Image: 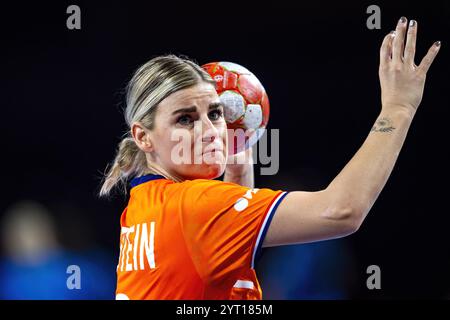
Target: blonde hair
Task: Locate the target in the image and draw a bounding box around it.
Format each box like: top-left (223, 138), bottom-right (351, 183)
top-left (99, 54), bottom-right (216, 197)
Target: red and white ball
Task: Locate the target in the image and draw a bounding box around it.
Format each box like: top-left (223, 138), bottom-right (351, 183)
top-left (202, 61), bottom-right (270, 155)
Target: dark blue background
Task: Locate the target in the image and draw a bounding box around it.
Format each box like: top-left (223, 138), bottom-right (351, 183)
top-left (1, 1), bottom-right (449, 299)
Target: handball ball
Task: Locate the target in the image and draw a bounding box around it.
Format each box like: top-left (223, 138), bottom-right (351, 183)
top-left (201, 61), bottom-right (270, 155)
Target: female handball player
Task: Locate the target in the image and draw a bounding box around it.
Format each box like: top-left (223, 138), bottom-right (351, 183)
top-left (100, 17), bottom-right (440, 300)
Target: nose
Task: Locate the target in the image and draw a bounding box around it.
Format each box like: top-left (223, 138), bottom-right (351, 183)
top-left (199, 115), bottom-right (221, 143)
top-left (202, 135), bottom-right (215, 143)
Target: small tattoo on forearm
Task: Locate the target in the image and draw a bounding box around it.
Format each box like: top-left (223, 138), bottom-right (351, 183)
top-left (371, 117), bottom-right (396, 133)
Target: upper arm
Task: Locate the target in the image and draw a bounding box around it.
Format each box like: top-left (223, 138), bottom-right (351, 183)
top-left (263, 189), bottom-right (359, 247)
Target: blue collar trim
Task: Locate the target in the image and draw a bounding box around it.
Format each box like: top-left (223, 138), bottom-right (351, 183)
top-left (130, 174), bottom-right (166, 188)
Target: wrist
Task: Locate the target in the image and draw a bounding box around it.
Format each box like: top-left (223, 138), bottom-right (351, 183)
top-left (381, 104), bottom-right (416, 121)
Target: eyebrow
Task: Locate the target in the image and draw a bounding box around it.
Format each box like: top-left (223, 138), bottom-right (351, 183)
top-left (171, 102), bottom-right (224, 116)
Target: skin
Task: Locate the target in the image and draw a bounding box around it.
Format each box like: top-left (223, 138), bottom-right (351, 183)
top-left (132, 17), bottom-right (440, 248)
top-left (263, 17), bottom-right (441, 246)
top-left (131, 82), bottom-right (254, 185)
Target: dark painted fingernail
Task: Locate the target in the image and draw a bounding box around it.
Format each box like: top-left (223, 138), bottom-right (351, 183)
top-left (390, 30), bottom-right (396, 34)
top-left (399, 16), bottom-right (407, 24)
top-left (409, 20), bottom-right (416, 27)
top-left (434, 41), bottom-right (441, 47)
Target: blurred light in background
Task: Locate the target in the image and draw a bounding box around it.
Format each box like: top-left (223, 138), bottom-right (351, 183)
top-left (257, 240), bottom-right (357, 299)
top-left (0, 200), bottom-right (116, 299)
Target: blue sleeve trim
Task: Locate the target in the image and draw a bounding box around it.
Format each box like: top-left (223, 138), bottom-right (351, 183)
top-left (252, 191), bottom-right (290, 268)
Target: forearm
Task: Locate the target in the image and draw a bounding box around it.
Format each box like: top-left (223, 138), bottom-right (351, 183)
top-left (223, 164), bottom-right (254, 188)
top-left (327, 107), bottom-right (414, 221)
top-left (327, 17), bottom-right (441, 224)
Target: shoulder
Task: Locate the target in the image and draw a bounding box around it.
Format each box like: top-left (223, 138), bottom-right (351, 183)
top-left (175, 179), bottom-right (250, 200)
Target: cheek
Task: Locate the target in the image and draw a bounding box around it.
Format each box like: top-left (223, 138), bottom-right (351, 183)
top-left (155, 129), bottom-right (182, 160)
top-left (221, 122), bottom-right (228, 149)
top-left (167, 128), bottom-right (196, 164)
top-left (218, 121), bottom-right (228, 143)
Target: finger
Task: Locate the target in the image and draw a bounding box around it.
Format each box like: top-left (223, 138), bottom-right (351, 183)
top-left (380, 31), bottom-right (395, 65)
top-left (418, 41), bottom-right (441, 74)
top-left (404, 20), bottom-right (417, 65)
top-left (392, 16), bottom-right (408, 63)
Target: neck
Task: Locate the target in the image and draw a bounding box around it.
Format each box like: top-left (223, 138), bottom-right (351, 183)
top-left (145, 163), bottom-right (185, 183)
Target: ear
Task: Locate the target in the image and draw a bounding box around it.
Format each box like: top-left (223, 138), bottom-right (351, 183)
top-left (131, 122), bottom-right (154, 152)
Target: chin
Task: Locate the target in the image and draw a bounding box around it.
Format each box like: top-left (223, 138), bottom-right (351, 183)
top-left (181, 164), bottom-right (225, 180)
top-left (204, 164), bottom-right (225, 179)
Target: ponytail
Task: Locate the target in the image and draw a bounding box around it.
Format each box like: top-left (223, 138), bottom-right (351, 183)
top-left (99, 137), bottom-right (148, 197)
top-left (98, 54), bottom-right (216, 197)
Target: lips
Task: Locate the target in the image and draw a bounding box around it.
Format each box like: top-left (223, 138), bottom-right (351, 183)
top-left (202, 143), bottom-right (224, 155)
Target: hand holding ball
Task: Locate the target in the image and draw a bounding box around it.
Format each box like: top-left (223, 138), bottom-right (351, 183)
top-left (201, 62), bottom-right (270, 155)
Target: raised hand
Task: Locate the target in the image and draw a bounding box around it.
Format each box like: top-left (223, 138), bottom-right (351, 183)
top-left (379, 17), bottom-right (440, 116)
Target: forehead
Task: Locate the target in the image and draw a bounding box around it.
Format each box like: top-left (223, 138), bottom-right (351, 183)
top-left (162, 82), bottom-right (219, 110)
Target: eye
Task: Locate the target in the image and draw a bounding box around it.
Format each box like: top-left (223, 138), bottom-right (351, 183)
top-left (208, 109), bottom-right (223, 121)
top-left (177, 114), bottom-right (193, 126)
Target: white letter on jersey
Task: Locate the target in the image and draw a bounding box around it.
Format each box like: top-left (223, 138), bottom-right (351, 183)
top-left (125, 226), bottom-right (135, 271)
top-left (116, 293), bottom-right (130, 300)
top-left (133, 224), bottom-right (141, 270)
top-left (234, 189), bottom-right (260, 212)
top-left (119, 226), bottom-right (129, 271)
top-left (140, 222), bottom-right (156, 269)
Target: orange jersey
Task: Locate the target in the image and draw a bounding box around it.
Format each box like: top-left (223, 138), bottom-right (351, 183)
top-left (115, 174), bottom-right (288, 300)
